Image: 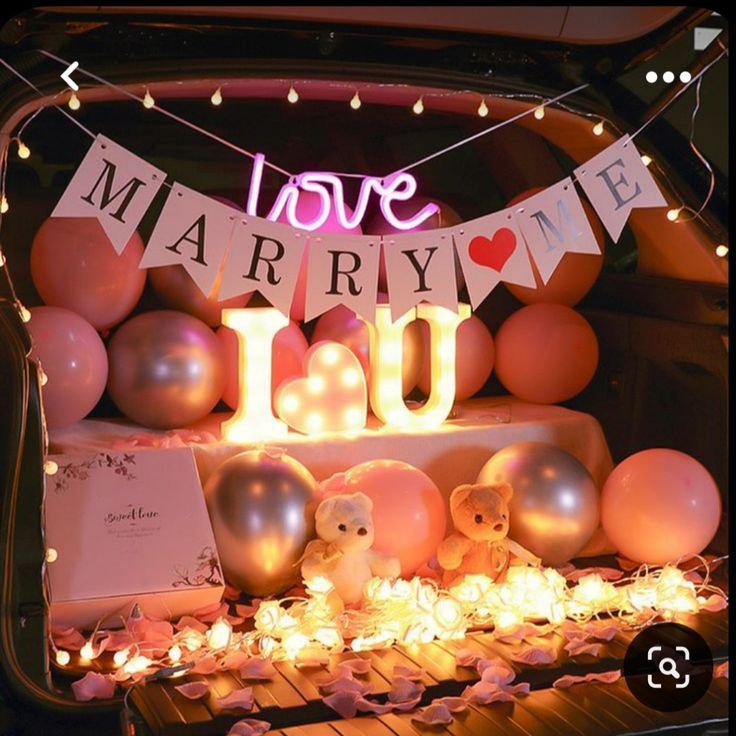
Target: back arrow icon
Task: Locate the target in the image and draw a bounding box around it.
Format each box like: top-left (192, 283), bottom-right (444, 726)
top-left (61, 61), bottom-right (79, 91)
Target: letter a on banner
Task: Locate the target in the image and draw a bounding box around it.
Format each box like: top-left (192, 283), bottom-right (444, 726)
top-left (219, 216), bottom-right (305, 317)
top-left (574, 135), bottom-right (667, 242)
top-left (52, 135), bottom-right (165, 254)
top-left (138, 183), bottom-right (239, 296)
top-left (304, 234), bottom-right (380, 322)
top-left (513, 178), bottom-right (600, 285)
top-left (383, 230), bottom-right (458, 322)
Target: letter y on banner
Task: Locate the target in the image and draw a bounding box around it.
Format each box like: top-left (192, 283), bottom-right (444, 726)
top-left (52, 135), bottom-right (165, 254)
top-left (513, 178), bottom-right (600, 284)
top-left (574, 135), bottom-right (666, 242)
top-left (138, 183), bottom-right (240, 296)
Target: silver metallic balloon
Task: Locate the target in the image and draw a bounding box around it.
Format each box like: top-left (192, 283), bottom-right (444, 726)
top-left (204, 450), bottom-right (320, 596)
top-left (107, 310), bottom-right (224, 429)
top-left (477, 441), bottom-right (599, 566)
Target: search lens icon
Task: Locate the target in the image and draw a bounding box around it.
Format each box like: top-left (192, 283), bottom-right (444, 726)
top-left (658, 657), bottom-right (680, 679)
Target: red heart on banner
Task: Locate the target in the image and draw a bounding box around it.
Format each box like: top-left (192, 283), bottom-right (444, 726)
top-left (468, 228), bottom-right (517, 272)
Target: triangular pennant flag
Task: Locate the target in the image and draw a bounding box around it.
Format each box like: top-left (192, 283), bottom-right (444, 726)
top-left (52, 135), bottom-right (165, 254)
top-left (574, 135), bottom-right (667, 242)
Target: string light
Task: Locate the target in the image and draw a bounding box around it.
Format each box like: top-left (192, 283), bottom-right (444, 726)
top-left (142, 88), bottom-right (155, 109)
top-left (593, 120), bottom-right (605, 136)
top-left (113, 649), bottom-right (130, 667)
top-left (19, 305), bottom-right (31, 323)
top-left (124, 655), bottom-right (152, 675)
top-left (534, 105), bottom-right (546, 120)
top-left (1, 195), bottom-right (8, 214)
top-left (0, 251), bottom-right (5, 268)
top-left (666, 207), bottom-right (682, 222)
top-left (55, 650), bottom-right (70, 666)
top-left (168, 645), bottom-right (182, 663)
top-left (44, 459), bottom-right (58, 475)
top-left (210, 87), bottom-right (223, 106)
top-left (207, 617), bottom-right (233, 650)
top-left (79, 641), bottom-right (96, 661)
top-left (715, 245), bottom-right (728, 257)
top-left (45, 548), bottom-right (58, 563)
top-left (67, 92), bottom-right (80, 110)
top-left (16, 140), bottom-right (30, 159)
top-left (477, 98), bottom-right (489, 117)
top-left (412, 96), bottom-right (424, 115)
top-left (287, 85), bottom-right (299, 104)
top-left (641, 154), bottom-right (652, 167)
top-left (349, 90), bottom-right (362, 110)
top-left (40, 370), bottom-right (48, 386)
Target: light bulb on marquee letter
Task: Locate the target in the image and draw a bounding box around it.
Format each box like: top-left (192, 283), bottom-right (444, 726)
top-left (221, 308), bottom-right (289, 442)
top-left (362, 303), bottom-right (470, 430)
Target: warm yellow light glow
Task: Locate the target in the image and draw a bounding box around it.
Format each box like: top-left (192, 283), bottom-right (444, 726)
top-left (362, 304), bottom-right (470, 430)
top-left (168, 645), bottom-right (182, 663)
top-left (260, 635), bottom-right (276, 657)
top-left (641, 154), bottom-right (652, 167)
top-left (124, 655), bottom-right (152, 675)
top-left (182, 630), bottom-right (205, 652)
top-left (413, 96), bottom-right (424, 115)
top-left (211, 87), bottom-right (223, 106)
top-left (221, 308), bottom-right (289, 442)
top-left (282, 394), bottom-right (300, 413)
top-left (67, 92), bottom-right (80, 111)
top-left (495, 609), bottom-right (524, 631)
top-left (534, 105), bottom-right (545, 120)
top-left (716, 245), bottom-right (728, 257)
top-left (321, 346), bottom-right (340, 365)
top-left (0, 251), bottom-right (5, 268)
top-left (113, 649), bottom-right (130, 667)
top-left (19, 306), bottom-right (31, 323)
top-left (0, 195), bottom-right (7, 214)
top-left (287, 85), bottom-right (299, 104)
top-left (45, 548), bottom-right (58, 563)
top-left (40, 370), bottom-right (48, 386)
top-left (666, 207), bottom-right (682, 222)
top-left (350, 91), bottom-right (362, 110)
top-left (80, 642), bottom-right (95, 660)
top-left (254, 601), bottom-right (283, 633)
top-left (307, 376), bottom-right (326, 394)
top-left (283, 632), bottom-right (310, 660)
top-left (433, 598), bottom-right (464, 631)
top-left (142, 89), bottom-right (155, 108)
top-left (56, 650), bottom-right (70, 666)
top-left (477, 98), bottom-right (489, 117)
top-left (208, 617), bottom-right (233, 650)
top-left (314, 627), bottom-right (343, 649)
top-left (344, 406), bottom-right (363, 426)
top-left (17, 141), bottom-right (30, 159)
top-left (305, 413), bottom-right (323, 431)
top-left (593, 121), bottom-right (604, 136)
top-left (341, 368), bottom-right (361, 387)
top-left (44, 459), bottom-right (58, 475)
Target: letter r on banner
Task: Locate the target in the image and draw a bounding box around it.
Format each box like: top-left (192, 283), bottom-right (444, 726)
top-left (52, 135), bottom-right (165, 254)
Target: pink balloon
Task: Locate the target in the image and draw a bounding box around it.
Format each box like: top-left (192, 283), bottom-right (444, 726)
top-left (27, 306), bottom-right (108, 429)
top-left (323, 460), bottom-right (446, 576)
top-left (601, 449), bottom-right (721, 565)
top-left (218, 320), bottom-right (308, 411)
top-left (494, 304), bottom-right (598, 404)
top-left (363, 197), bottom-right (464, 292)
top-left (274, 191), bottom-right (362, 322)
top-left (417, 315), bottom-right (494, 401)
top-left (30, 217), bottom-right (146, 330)
top-left (311, 298), bottom-right (422, 397)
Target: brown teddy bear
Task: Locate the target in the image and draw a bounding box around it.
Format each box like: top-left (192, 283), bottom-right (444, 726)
top-left (437, 483), bottom-right (540, 588)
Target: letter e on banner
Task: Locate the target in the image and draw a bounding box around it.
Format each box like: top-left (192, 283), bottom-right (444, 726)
top-left (52, 135), bottom-right (165, 254)
top-left (574, 135), bottom-right (667, 242)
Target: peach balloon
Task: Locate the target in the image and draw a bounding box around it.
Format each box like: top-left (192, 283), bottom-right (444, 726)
top-left (363, 197), bottom-right (464, 292)
top-left (27, 306), bottom-right (108, 429)
top-left (601, 449), bottom-right (721, 565)
top-left (218, 319), bottom-right (308, 410)
top-left (321, 459), bottom-right (446, 577)
top-left (274, 191), bottom-right (362, 322)
top-left (311, 299), bottom-right (421, 397)
top-left (417, 314), bottom-right (494, 401)
top-left (495, 303), bottom-right (598, 404)
top-left (30, 217), bottom-right (145, 330)
top-left (505, 187), bottom-right (606, 306)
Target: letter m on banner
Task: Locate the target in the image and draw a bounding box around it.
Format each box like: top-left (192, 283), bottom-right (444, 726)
top-left (52, 135), bottom-right (165, 254)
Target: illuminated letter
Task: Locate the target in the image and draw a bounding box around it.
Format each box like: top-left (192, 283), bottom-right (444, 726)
top-left (221, 308), bottom-right (289, 442)
top-left (362, 303), bottom-right (470, 429)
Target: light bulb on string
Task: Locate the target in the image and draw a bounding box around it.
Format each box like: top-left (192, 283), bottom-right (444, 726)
top-left (55, 650), bottom-right (70, 666)
top-left (211, 87), bottom-right (223, 106)
top-left (412, 96), bottom-right (424, 115)
top-left (287, 85), bottom-right (299, 104)
top-left (593, 120), bottom-right (604, 136)
top-left (477, 98), bottom-right (489, 117)
top-left (67, 92), bottom-right (80, 111)
top-left (0, 250), bottom-right (5, 267)
top-left (142, 88), bottom-right (155, 109)
top-left (44, 459), bottom-right (58, 475)
top-left (715, 245), bottom-right (728, 257)
top-left (641, 154), bottom-right (652, 167)
top-left (19, 305), bottom-right (31, 323)
top-left (534, 105), bottom-right (545, 120)
top-left (666, 207), bottom-right (682, 222)
top-left (1, 195), bottom-right (9, 214)
top-left (17, 140), bottom-right (30, 159)
top-left (40, 370), bottom-right (48, 386)
top-left (350, 90), bottom-right (362, 110)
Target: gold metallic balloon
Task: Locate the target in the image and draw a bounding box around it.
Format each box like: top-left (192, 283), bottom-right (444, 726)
top-left (204, 450), bottom-right (320, 596)
top-left (477, 441), bottom-right (599, 566)
top-left (107, 310), bottom-right (225, 429)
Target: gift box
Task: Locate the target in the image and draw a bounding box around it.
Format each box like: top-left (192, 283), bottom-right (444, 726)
top-left (44, 447), bottom-right (224, 629)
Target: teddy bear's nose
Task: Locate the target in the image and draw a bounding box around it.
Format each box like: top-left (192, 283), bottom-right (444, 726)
top-left (493, 522), bottom-right (504, 532)
top-left (474, 514), bottom-right (483, 524)
top-left (357, 527), bottom-right (368, 536)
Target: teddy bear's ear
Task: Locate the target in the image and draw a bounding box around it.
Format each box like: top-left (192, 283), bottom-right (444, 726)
top-left (450, 484), bottom-right (474, 509)
top-left (495, 482), bottom-right (514, 504)
top-left (315, 497), bottom-right (337, 525)
top-left (351, 492), bottom-right (374, 514)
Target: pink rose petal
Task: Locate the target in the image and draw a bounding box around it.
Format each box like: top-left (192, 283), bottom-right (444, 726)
top-left (339, 658), bottom-right (372, 675)
top-left (190, 655), bottom-right (219, 674)
top-left (565, 567), bottom-right (624, 583)
top-left (412, 702), bottom-right (453, 725)
top-left (510, 645), bottom-right (556, 666)
top-left (587, 625), bottom-right (619, 642)
top-left (565, 639), bottom-right (603, 657)
top-left (493, 623), bottom-right (528, 644)
top-left (235, 602), bottom-right (259, 619)
top-left (455, 648), bottom-right (483, 668)
top-left (477, 657), bottom-right (516, 686)
top-left (227, 718), bottom-right (271, 736)
top-left (51, 626), bottom-right (86, 651)
top-left (318, 675), bottom-right (371, 696)
top-left (560, 621), bottom-right (587, 641)
top-left (321, 691), bottom-right (359, 719)
top-left (684, 571), bottom-right (704, 585)
top-left (174, 682), bottom-right (210, 700)
top-left (392, 664), bottom-right (425, 681)
top-left (217, 687), bottom-right (254, 711)
top-left (98, 630), bottom-right (134, 652)
top-left (193, 601), bottom-right (229, 624)
top-left (388, 676), bottom-right (425, 705)
top-left (71, 672), bottom-right (116, 702)
top-left (553, 670), bottom-right (621, 689)
top-left (432, 696), bottom-right (468, 713)
top-left (220, 651), bottom-right (251, 671)
top-left (700, 594), bottom-right (728, 613)
top-left (713, 661), bottom-right (728, 679)
top-left (462, 681), bottom-right (515, 705)
top-left (175, 616), bottom-right (209, 634)
top-left (616, 556), bottom-right (639, 571)
top-left (239, 657), bottom-right (276, 680)
top-left (555, 563), bottom-right (576, 577)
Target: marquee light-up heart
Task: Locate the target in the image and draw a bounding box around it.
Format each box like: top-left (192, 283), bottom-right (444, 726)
top-left (468, 228), bottom-right (517, 272)
top-left (275, 341), bottom-right (367, 435)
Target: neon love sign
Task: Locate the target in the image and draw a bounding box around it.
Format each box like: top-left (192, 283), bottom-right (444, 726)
top-left (246, 153), bottom-right (439, 232)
